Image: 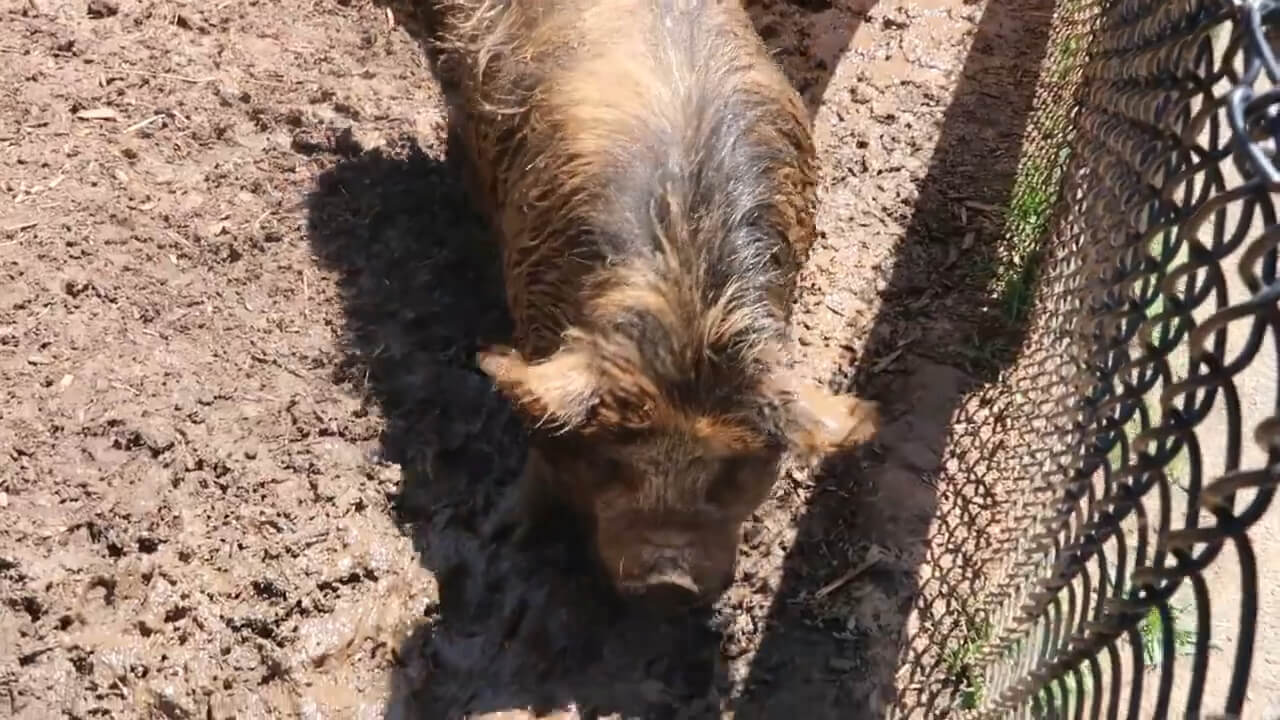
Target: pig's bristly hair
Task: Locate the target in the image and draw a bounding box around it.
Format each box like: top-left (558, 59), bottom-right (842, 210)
top-left (427, 0), bottom-right (819, 436)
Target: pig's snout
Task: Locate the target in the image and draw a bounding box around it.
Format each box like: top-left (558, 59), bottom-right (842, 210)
top-left (615, 543), bottom-right (737, 611)
top-left (596, 519), bottom-right (740, 611)
top-left (621, 555), bottom-right (702, 610)
top-left (632, 577), bottom-right (701, 610)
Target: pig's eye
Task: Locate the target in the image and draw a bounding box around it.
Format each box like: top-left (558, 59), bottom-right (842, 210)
top-left (597, 456), bottom-right (630, 488)
top-left (707, 458), bottom-right (748, 505)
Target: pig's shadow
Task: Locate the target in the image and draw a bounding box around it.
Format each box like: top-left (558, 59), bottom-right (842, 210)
top-left (307, 139), bottom-right (733, 717)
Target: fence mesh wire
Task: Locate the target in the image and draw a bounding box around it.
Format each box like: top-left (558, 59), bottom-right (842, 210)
top-left (889, 0), bottom-right (1280, 716)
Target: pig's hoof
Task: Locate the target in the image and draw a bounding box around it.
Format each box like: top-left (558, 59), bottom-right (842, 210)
top-left (483, 495), bottom-right (543, 547)
top-left (509, 512), bottom-right (560, 548)
top-left (482, 500), bottom-right (521, 544)
top-left (844, 397), bottom-right (881, 445)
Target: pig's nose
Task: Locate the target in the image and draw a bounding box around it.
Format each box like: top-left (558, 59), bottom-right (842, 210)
top-left (636, 573), bottom-right (700, 610)
top-left (633, 552), bottom-right (701, 608)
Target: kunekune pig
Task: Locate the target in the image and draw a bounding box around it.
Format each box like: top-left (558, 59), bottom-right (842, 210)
top-left (388, 0), bottom-right (880, 610)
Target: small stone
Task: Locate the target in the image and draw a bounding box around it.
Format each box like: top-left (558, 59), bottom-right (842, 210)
top-left (132, 422), bottom-right (176, 455)
top-left (828, 657), bottom-right (858, 672)
top-left (87, 0), bottom-right (118, 18)
top-left (64, 277), bottom-right (92, 297)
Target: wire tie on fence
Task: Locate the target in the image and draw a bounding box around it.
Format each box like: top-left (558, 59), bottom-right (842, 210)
top-left (1016, 609), bottom-right (1042, 625)
top-left (1084, 620), bottom-right (1117, 635)
top-left (1229, 88), bottom-right (1280, 187)
top-left (1130, 565), bottom-right (1179, 587)
top-left (1165, 526), bottom-right (1221, 551)
top-left (1201, 466), bottom-right (1280, 510)
top-left (1194, 487), bottom-right (1238, 514)
top-left (1102, 596), bottom-right (1143, 617)
top-left (1028, 590), bottom-right (1055, 605)
top-left (1029, 525), bottom-right (1059, 540)
top-left (1093, 493), bottom-right (1122, 513)
top-left (1255, 416), bottom-right (1280, 451)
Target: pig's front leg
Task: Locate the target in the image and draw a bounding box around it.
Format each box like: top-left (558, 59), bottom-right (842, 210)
top-left (485, 447), bottom-right (571, 547)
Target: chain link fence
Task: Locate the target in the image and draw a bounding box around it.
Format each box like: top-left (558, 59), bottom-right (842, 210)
top-left (891, 0), bottom-right (1280, 716)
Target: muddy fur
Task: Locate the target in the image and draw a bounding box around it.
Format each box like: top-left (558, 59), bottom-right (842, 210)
top-left (383, 0), bottom-right (879, 605)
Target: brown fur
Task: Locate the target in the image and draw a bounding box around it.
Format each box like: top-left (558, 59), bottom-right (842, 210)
top-left (384, 0), bottom-right (880, 606)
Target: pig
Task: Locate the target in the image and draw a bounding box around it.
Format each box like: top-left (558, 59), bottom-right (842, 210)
top-left (385, 0), bottom-right (880, 609)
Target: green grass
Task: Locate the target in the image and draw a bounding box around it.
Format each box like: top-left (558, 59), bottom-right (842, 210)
top-left (1137, 603), bottom-right (1198, 666)
top-left (1032, 586), bottom-right (1201, 716)
top-left (1047, 35), bottom-right (1083, 86)
top-left (998, 153), bottom-right (1063, 323)
top-left (1043, 670), bottom-right (1095, 719)
top-left (990, 83), bottom-right (1077, 326)
top-left (943, 614), bottom-right (995, 710)
top-left (986, 0), bottom-right (1105, 327)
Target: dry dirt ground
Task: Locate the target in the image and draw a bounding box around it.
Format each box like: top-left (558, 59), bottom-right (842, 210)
top-left (0, 0), bottom-right (1057, 717)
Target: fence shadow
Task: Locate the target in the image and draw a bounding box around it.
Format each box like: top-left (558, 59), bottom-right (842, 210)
top-left (733, 0), bottom-right (1058, 716)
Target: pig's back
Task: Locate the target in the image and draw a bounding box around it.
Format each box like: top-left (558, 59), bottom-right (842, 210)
top-left (434, 0), bottom-right (817, 360)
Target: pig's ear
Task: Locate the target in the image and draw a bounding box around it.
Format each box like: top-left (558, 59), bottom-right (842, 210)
top-left (477, 344), bottom-right (600, 431)
top-left (770, 376), bottom-right (880, 459)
